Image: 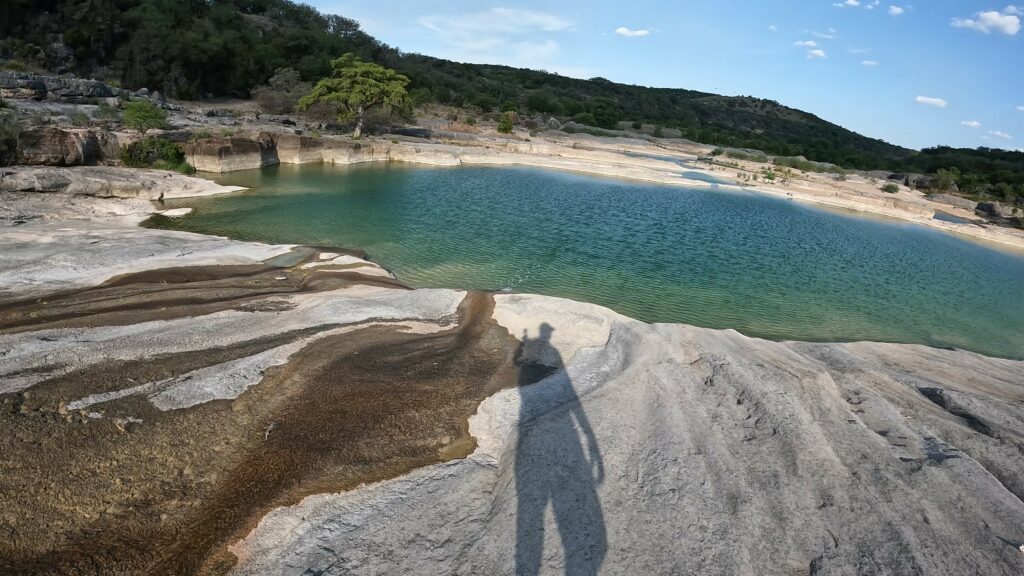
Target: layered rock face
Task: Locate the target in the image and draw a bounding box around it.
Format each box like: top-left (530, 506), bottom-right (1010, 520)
top-left (17, 127), bottom-right (124, 166)
top-left (0, 193), bottom-right (1022, 575)
top-left (184, 133), bottom-right (279, 172)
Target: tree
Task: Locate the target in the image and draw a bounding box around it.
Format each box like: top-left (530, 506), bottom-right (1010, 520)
top-left (497, 112), bottom-right (515, 134)
top-left (298, 54), bottom-right (409, 138)
top-left (122, 100), bottom-right (168, 133)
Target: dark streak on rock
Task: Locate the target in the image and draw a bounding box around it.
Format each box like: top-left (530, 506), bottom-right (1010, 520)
top-left (0, 255), bottom-right (521, 575)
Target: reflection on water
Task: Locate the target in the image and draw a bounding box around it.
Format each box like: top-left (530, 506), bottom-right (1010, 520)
top-left (153, 163), bottom-right (1024, 360)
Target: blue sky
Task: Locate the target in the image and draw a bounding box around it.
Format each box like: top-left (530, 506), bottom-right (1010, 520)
top-left (308, 1), bottom-right (1022, 150)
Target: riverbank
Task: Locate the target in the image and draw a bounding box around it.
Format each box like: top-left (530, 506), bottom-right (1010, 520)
top-left (183, 129), bottom-right (1024, 252)
top-left (0, 179), bottom-right (1022, 574)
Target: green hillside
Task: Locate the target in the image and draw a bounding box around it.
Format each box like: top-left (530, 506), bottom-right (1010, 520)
top-left (3, 0), bottom-right (1023, 201)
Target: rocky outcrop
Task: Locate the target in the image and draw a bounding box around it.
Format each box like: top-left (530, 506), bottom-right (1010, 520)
top-left (977, 201), bottom-right (1023, 225)
top-left (929, 193), bottom-right (978, 211)
top-left (0, 71), bottom-right (131, 103)
top-left (0, 207), bottom-right (1022, 575)
top-left (17, 127), bottom-right (124, 166)
top-left (0, 165), bottom-right (243, 200)
top-left (184, 132), bottom-right (278, 172)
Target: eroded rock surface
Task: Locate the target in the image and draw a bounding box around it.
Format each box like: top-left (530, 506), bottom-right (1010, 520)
top-left (0, 195), bottom-right (1022, 575)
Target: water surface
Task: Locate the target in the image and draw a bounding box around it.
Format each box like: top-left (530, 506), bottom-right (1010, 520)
top-left (152, 163), bottom-right (1024, 359)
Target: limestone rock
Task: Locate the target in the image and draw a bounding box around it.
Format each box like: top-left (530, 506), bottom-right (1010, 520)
top-left (929, 193), bottom-right (978, 211)
top-left (184, 133), bottom-right (278, 172)
top-left (17, 127), bottom-right (121, 166)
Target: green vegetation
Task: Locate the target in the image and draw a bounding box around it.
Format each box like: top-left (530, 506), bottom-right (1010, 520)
top-left (297, 54), bottom-right (409, 138)
top-left (497, 112), bottom-right (515, 134)
top-left (881, 183), bottom-right (900, 194)
top-left (1, 0), bottom-right (1021, 206)
top-left (123, 100), bottom-right (168, 133)
top-left (120, 137), bottom-right (192, 174)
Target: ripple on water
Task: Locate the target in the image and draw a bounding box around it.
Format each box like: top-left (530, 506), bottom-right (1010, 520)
top-left (153, 163), bottom-right (1024, 360)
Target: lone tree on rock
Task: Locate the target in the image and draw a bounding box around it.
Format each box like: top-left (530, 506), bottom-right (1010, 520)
top-left (298, 54), bottom-right (410, 138)
top-left (123, 100), bottom-right (168, 134)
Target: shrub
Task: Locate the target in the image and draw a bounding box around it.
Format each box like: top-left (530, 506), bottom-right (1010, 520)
top-left (497, 112), bottom-right (515, 134)
top-left (711, 148), bottom-right (725, 156)
top-left (120, 137), bottom-right (193, 174)
top-left (726, 149), bottom-right (768, 163)
top-left (123, 100), bottom-right (168, 133)
top-left (881, 183), bottom-right (900, 193)
top-left (68, 111), bottom-right (90, 126)
top-left (94, 103), bottom-right (121, 122)
top-left (465, 117), bottom-right (476, 126)
top-left (252, 68), bottom-right (310, 114)
top-left (631, 121), bottom-right (642, 130)
top-left (653, 125), bottom-right (664, 138)
top-left (573, 112), bottom-right (597, 126)
top-left (500, 100), bottom-right (519, 113)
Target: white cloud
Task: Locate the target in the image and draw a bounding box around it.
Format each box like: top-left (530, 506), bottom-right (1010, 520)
top-left (889, 5), bottom-right (905, 16)
top-left (833, 0), bottom-right (860, 6)
top-left (961, 120), bottom-right (981, 128)
top-left (614, 27), bottom-right (651, 37)
top-left (768, 24), bottom-right (778, 32)
top-left (1017, 105), bottom-right (1024, 111)
top-left (808, 49), bottom-right (827, 59)
top-left (951, 8), bottom-right (1021, 35)
top-left (418, 8), bottom-right (580, 72)
top-left (861, 60), bottom-right (879, 66)
top-left (989, 130), bottom-right (1013, 139)
top-left (811, 28), bottom-right (839, 39)
top-left (794, 40), bottom-right (818, 47)
top-left (915, 96), bottom-right (948, 108)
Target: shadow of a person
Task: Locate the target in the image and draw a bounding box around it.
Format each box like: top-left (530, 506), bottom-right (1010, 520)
top-left (515, 323), bottom-right (607, 576)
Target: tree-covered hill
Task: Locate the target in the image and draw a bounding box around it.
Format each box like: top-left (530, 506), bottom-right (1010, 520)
top-left (3, 0), bottom-right (1022, 203)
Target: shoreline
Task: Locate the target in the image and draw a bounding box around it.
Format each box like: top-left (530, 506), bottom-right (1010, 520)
top-left (181, 130), bottom-right (1024, 252)
top-left (1, 189), bottom-right (1023, 573)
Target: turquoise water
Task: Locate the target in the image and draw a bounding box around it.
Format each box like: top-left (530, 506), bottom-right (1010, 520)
top-left (152, 163), bottom-right (1024, 360)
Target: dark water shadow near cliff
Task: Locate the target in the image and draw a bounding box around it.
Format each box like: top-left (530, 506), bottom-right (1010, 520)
top-left (515, 323), bottom-right (607, 576)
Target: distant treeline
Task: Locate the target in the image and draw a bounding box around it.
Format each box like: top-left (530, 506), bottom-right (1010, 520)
top-left (1, 0), bottom-right (1021, 201)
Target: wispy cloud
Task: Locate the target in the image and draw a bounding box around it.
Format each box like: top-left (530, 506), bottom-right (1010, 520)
top-left (951, 7), bottom-right (1021, 35)
top-left (807, 49), bottom-right (827, 59)
top-left (915, 96), bottom-right (948, 108)
top-left (888, 5), bottom-right (905, 16)
top-left (614, 27), bottom-right (651, 37)
top-left (961, 120), bottom-right (981, 128)
top-left (418, 8), bottom-right (587, 75)
top-left (989, 130), bottom-right (1013, 139)
top-left (794, 40), bottom-right (818, 47)
top-left (861, 60), bottom-right (879, 66)
top-left (810, 27), bottom-right (839, 39)
top-left (768, 24), bottom-right (778, 32)
top-left (1017, 105), bottom-right (1024, 112)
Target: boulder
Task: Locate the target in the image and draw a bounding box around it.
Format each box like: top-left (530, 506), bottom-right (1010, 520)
top-left (547, 117), bottom-right (562, 130)
top-left (136, 88), bottom-right (150, 97)
top-left (976, 201), bottom-right (1022, 223)
top-left (928, 193), bottom-right (977, 211)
